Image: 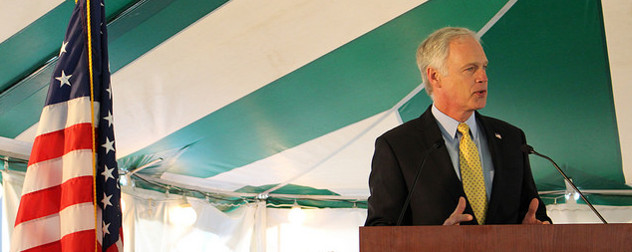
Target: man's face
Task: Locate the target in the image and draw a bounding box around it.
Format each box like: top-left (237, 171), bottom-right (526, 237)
top-left (433, 36), bottom-right (488, 116)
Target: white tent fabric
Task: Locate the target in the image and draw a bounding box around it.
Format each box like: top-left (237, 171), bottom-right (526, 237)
top-left (0, 0), bottom-right (65, 43)
top-left (13, 0), bottom-right (428, 159)
top-left (1, 171), bottom-right (24, 252)
top-left (5, 0), bottom-right (632, 186)
top-left (3, 0), bottom-right (632, 197)
top-left (162, 110), bottom-right (402, 196)
top-left (604, 0), bottom-right (632, 183)
top-left (2, 170), bottom-right (631, 252)
top-left (2, 171), bottom-right (366, 251)
top-left (547, 203), bottom-right (632, 224)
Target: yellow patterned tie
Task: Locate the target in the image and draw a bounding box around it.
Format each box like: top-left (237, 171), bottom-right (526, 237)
top-left (457, 123), bottom-right (488, 225)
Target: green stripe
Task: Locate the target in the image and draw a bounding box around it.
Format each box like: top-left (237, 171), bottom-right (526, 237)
top-left (122, 0), bottom-right (510, 178)
top-left (399, 0), bottom-right (626, 192)
top-left (0, 0), bottom-right (137, 93)
top-left (485, 0), bottom-right (624, 191)
top-left (236, 184), bottom-right (339, 196)
top-left (0, 1), bottom-right (73, 94)
top-left (0, 0), bottom-right (229, 138)
top-left (0, 0), bottom-right (137, 137)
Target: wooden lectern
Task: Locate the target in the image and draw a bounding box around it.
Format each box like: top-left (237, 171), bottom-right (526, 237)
top-left (360, 224), bottom-right (632, 251)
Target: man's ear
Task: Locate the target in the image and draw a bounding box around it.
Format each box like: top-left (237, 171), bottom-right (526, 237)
top-left (426, 67), bottom-right (441, 89)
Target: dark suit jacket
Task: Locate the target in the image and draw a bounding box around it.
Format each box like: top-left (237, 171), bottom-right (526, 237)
top-left (365, 106), bottom-right (551, 226)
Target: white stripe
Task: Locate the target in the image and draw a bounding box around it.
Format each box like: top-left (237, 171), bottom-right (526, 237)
top-left (0, 136), bottom-right (31, 160)
top-left (97, 208), bottom-right (102, 244)
top-left (11, 203), bottom-right (95, 252)
top-left (603, 0), bottom-right (632, 185)
top-left (60, 202), bottom-right (97, 237)
top-left (35, 97), bottom-right (99, 136)
top-left (114, 236), bottom-right (123, 251)
top-left (282, 112), bottom-right (401, 196)
top-left (21, 150), bottom-right (94, 195)
top-left (476, 0), bottom-right (517, 38)
top-left (112, 0), bottom-right (428, 157)
top-left (0, 0), bottom-right (64, 43)
top-left (176, 111), bottom-right (399, 195)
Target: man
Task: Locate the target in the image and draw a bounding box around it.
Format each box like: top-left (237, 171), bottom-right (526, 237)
top-left (365, 27), bottom-right (551, 226)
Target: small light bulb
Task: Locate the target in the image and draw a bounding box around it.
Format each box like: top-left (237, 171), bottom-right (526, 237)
top-left (169, 203), bottom-right (197, 226)
top-left (288, 205), bottom-right (306, 224)
top-left (119, 175), bottom-right (128, 186)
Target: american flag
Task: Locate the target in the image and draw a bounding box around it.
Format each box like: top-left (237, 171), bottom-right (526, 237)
top-left (11, 0), bottom-right (123, 251)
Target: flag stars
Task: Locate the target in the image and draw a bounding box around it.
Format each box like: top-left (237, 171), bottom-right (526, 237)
top-left (56, 70), bottom-right (72, 87)
top-left (102, 193), bottom-right (113, 210)
top-left (103, 221), bottom-right (111, 235)
top-left (102, 137), bottom-right (115, 154)
top-left (102, 165), bottom-right (115, 182)
top-left (106, 86), bottom-right (112, 99)
top-left (23, 0), bottom-right (122, 249)
top-left (59, 41), bottom-right (68, 56)
top-left (104, 111), bottom-right (114, 127)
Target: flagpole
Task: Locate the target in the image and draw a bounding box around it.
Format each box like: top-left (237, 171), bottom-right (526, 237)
top-left (84, 0), bottom-right (99, 251)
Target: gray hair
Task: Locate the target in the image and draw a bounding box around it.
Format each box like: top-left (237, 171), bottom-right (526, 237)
top-left (416, 27), bottom-right (479, 95)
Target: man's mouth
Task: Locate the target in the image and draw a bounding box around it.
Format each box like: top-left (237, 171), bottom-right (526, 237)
top-left (474, 90), bottom-right (487, 95)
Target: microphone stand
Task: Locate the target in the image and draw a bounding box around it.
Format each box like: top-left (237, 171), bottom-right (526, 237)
top-left (523, 145), bottom-right (607, 224)
top-left (396, 141), bottom-right (443, 225)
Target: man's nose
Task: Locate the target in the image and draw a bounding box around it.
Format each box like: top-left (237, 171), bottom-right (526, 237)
top-left (476, 69), bottom-right (488, 83)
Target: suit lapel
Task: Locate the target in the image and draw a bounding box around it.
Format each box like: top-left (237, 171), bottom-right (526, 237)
top-left (476, 113), bottom-right (505, 220)
top-left (415, 106), bottom-right (464, 200)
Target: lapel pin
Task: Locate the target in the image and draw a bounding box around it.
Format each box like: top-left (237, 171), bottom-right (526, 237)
top-left (495, 133), bottom-right (502, 139)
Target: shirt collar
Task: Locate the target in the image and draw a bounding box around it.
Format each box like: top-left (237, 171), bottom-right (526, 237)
top-left (431, 104), bottom-right (479, 139)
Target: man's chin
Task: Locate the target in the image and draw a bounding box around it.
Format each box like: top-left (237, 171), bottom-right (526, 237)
top-left (472, 101), bottom-right (487, 111)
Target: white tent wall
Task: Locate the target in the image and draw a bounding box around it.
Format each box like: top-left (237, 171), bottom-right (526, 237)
top-left (548, 203), bottom-right (632, 224)
top-left (1, 171), bottom-right (23, 252)
top-left (1, 171), bottom-right (367, 251)
top-left (120, 188), bottom-right (258, 252)
top-left (2, 170), bottom-right (632, 252)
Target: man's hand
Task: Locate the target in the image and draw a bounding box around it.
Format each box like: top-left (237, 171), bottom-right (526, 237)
top-left (522, 198), bottom-right (551, 224)
top-left (443, 197), bottom-right (473, 225)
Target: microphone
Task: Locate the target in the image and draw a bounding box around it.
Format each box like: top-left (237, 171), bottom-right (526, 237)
top-left (397, 140), bottom-right (444, 226)
top-left (521, 144), bottom-right (607, 224)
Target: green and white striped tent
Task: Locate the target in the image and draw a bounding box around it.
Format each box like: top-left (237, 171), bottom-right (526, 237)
top-left (2, 0), bottom-right (632, 250)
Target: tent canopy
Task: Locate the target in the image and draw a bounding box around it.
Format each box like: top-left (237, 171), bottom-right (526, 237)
top-left (2, 0), bottom-right (632, 208)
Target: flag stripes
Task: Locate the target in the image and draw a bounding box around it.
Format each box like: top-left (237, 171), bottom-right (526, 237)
top-left (12, 203), bottom-right (96, 252)
top-left (28, 123), bottom-right (94, 165)
top-left (20, 150), bottom-right (94, 195)
top-left (19, 229), bottom-right (95, 252)
top-left (12, 0), bottom-right (122, 251)
top-left (36, 97), bottom-right (99, 136)
top-left (15, 176), bottom-right (94, 225)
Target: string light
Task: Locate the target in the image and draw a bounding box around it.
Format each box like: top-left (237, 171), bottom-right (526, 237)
top-left (564, 178), bottom-right (580, 203)
top-left (169, 196), bottom-right (198, 226)
top-left (288, 201), bottom-right (306, 224)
